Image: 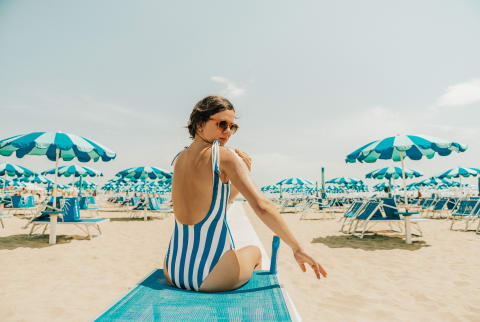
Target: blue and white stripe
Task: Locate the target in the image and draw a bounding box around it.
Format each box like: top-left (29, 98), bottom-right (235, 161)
top-left (365, 166), bottom-right (423, 180)
top-left (437, 167), bottom-right (479, 179)
top-left (0, 131), bottom-right (116, 162)
top-left (346, 134), bottom-right (467, 163)
top-left (165, 140), bottom-right (235, 291)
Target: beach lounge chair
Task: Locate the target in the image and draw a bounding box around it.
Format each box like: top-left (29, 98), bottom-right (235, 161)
top-left (94, 236), bottom-right (299, 322)
top-left (28, 197), bottom-right (109, 240)
top-left (450, 199), bottom-right (480, 231)
top-left (350, 198), bottom-right (423, 239)
top-left (427, 198), bottom-right (448, 218)
top-left (4, 195), bottom-right (38, 217)
top-left (0, 213), bottom-right (12, 229)
top-left (339, 200), bottom-right (366, 233)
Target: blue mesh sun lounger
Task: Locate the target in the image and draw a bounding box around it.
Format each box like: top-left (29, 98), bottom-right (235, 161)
top-left (94, 237), bottom-right (298, 322)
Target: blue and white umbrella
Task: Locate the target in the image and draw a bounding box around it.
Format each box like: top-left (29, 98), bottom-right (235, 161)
top-left (346, 134), bottom-right (467, 164)
top-left (42, 164), bottom-right (103, 194)
top-left (42, 164), bottom-right (103, 177)
top-left (17, 174), bottom-right (53, 185)
top-left (366, 166), bottom-right (423, 180)
top-left (0, 131), bottom-right (116, 244)
top-left (325, 177), bottom-right (363, 185)
top-left (276, 177), bottom-right (313, 186)
top-left (0, 163), bottom-right (36, 198)
top-left (0, 132), bottom-right (116, 162)
top-left (373, 182), bottom-right (400, 192)
top-left (116, 166), bottom-right (172, 180)
top-left (437, 167), bottom-right (478, 179)
top-left (346, 134), bottom-right (467, 244)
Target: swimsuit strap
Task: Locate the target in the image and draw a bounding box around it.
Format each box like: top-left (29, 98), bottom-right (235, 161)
top-left (211, 140), bottom-right (221, 182)
top-left (170, 146), bottom-right (189, 166)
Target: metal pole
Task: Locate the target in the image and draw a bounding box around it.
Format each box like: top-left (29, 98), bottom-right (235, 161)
top-left (50, 148), bottom-right (60, 245)
top-left (399, 151), bottom-right (411, 244)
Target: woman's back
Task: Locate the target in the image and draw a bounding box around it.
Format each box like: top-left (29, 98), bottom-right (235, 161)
top-left (172, 144), bottom-right (228, 225)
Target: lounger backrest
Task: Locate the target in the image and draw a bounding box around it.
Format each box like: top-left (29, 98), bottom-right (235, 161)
top-left (355, 201), bottom-right (381, 220)
top-left (62, 198), bottom-right (80, 221)
top-left (79, 197), bottom-right (89, 210)
top-left (422, 199), bottom-right (433, 209)
top-left (381, 198), bottom-right (401, 220)
top-left (453, 200), bottom-right (476, 216)
top-left (433, 199), bottom-right (447, 210)
top-left (11, 195), bottom-right (23, 208)
top-left (344, 201), bottom-right (363, 217)
top-left (446, 198), bottom-right (457, 210)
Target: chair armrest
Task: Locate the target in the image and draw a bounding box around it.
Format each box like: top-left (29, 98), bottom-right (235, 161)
top-left (41, 211), bottom-right (63, 215)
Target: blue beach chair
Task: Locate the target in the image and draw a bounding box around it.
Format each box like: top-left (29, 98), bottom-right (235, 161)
top-left (339, 200), bottom-right (365, 233)
top-left (28, 197), bottom-right (109, 240)
top-left (4, 195), bottom-right (38, 217)
top-left (94, 236), bottom-right (298, 321)
top-left (350, 198), bottom-right (423, 239)
top-left (450, 199), bottom-right (480, 231)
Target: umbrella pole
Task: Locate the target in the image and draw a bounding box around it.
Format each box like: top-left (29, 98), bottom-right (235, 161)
top-left (400, 151), bottom-right (412, 244)
top-left (144, 177), bottom-right (148, 221)
top-left (50, 148), bottom-right (60, 245)
top-left (2, 174), bottom-right (6, 200)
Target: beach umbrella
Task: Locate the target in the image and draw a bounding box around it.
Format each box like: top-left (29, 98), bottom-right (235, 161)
top-left (437, 167), bottom-right (479, 194)
top-left (275, 177), bottom-right (313, 186)
top-left (437, 167), bottom-right (479, 179)
top-left (0, 131), bottom-right (116, 244)
top-left (366, 166), bottom-right (423, 196)
top-left (116, 166), bottom-right (172, 180)
top-left (326, 177), bottom-right (362, 185)
top-left (42, 164), bottom-right (103, 177)
top-left (17, 174), bottom-right (53, 185)
top-left (116, 167), bottom-right (172, 216)
top-left (365, 166), bottom-right (423, 180)
top-left (0, 162), bottom-right (36, 199)
top-left (42, 164), bottom-right (103, 194)
top-left (346, 134), bottom-right (467, 244)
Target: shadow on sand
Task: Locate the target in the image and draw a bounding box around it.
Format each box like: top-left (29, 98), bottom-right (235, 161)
top-left (108, 216), bottom-right (167, 222)
top-left (312, 234), bottom-right (430, 251)
top-left (0, 234), bottom-right (87, 250)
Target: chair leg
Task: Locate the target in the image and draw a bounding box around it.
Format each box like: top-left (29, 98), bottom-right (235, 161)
top-left (41, 224), bottom-right (48, 235)
top-left (0, 218), bottom-right (4, 229)
top-left (86, 225), bottom-right (92, 240)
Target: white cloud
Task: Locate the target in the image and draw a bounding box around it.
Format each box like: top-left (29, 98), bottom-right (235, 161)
top-left (436, 79), bottom-right (480, 107)
top-left (210, 76), bottom-right (245, 97)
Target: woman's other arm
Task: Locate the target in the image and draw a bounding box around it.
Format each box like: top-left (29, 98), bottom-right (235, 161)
top-left (220, 147), bottom-right (327, 279)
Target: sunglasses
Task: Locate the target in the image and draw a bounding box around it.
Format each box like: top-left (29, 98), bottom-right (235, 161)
top-left (209, 118), bottom-right (239, 134)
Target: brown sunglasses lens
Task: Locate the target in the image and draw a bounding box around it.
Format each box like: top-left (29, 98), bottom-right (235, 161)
top-left (218, 121), bottom-right (238, 134)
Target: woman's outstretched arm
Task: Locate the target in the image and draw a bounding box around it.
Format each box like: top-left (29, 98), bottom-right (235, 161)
top-left (219, 147), bottom-right (327, 280)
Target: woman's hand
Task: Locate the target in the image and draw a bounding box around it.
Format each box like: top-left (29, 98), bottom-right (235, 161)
top-left (293, 248), bottom-right (327, 279)
top-left (234, 149), bottom-right (252, 171)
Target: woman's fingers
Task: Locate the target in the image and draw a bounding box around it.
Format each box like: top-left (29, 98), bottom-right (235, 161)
top-left (234, 148), bottom-right (252, 171)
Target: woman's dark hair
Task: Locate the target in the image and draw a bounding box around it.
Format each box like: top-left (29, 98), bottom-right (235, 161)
top-left (187, 96), bottom-right (235, 139)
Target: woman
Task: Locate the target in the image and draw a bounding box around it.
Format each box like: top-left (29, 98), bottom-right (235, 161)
top-left (164, 96), bottom-right (326, 292)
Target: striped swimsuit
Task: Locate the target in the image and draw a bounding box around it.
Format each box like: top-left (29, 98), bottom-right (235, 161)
top-left (165, 140), bottom-right (236, 291)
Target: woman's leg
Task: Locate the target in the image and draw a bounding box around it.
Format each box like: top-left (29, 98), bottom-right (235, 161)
top-left (199, 245), bottom-right (262, 292)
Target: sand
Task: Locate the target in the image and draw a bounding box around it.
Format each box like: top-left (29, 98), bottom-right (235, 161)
top-left (1, 199), bottom-right (479, 322)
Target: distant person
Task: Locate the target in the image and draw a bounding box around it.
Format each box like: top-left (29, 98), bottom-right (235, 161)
top-left (164, 96), bottom-right (326, 293)
top-left (384, 186), bottom-right (390, 194)
top-left (417, 190), bottom-right (422, 199)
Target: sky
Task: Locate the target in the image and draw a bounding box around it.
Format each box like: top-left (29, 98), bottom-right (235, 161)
top-left (1, 0), bottom-right (480, 188)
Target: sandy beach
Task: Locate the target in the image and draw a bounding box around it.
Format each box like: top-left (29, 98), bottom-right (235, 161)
top-left (1, 200), bottom-right (479, 322)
